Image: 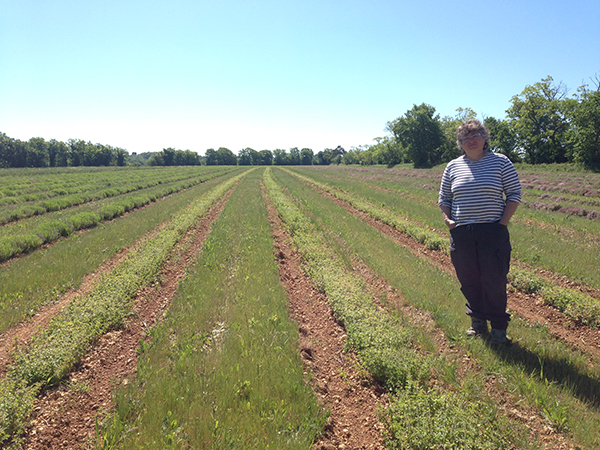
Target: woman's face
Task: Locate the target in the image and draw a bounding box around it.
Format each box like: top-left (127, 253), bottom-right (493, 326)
top-left (461, 131), bottom-right (485, 160)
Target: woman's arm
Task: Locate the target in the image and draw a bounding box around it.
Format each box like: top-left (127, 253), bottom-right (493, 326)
top-left (499, 201), bottom-right (519, 226)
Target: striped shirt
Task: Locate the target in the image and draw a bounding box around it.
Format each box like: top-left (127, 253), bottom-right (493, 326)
top-left (438, 152), bottom-right (521, 226)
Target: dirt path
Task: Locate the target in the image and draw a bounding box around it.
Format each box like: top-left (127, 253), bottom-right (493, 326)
top-left (13, 192), bottom-right (232, 449)
top-left (265, 186), bottom-right (389, 450)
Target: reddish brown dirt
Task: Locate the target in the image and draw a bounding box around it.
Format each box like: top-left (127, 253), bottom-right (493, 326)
top-left (265, 187), bottom-right (389, 450)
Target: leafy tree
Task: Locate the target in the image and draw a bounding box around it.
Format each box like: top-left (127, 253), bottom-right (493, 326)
top-left (257, 150), bottom-right (273, 165)
top-left (341, 147), bottom-right (362, 165)
top-left (205, 148), bottom-right (217, 165)
top-left (371, 137), bottom-right (405, 165)
top-left (27, 137), bottom-right (50, 167)
top-left (161, 147), bottom-right (176, 166)
top-left (387, 103), bottom-right (444, 168)
top-left (506, 76), bottom-right (577, 164)
top-left (273, 149), bottom-right (289, 165)
top-left (48, 139), bottom-right (69, 167)
top-left (115, 148), bottom-right (128, 166)
top-left (314, 149), bottom-right (333, 165)
top-left (484, 117), bottom-right (521, 162)
top-left (68, 139), bottom-right (86, 166)
top-left (300, 148), bottom-right (314, 165)
top-left (216, 147), bottom-right (237, 165)
top-left (173, 149), bottom-right (200, 165)
top-left (571, 78), bottom-right (600, 170)
top-left (289, 147), bottom-right (301, 165)
top-left (238, 147), bottom-right (255, 165)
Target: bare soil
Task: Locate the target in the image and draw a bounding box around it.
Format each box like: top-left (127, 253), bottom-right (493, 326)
top-left (1, 178), bottom-right (598, 449)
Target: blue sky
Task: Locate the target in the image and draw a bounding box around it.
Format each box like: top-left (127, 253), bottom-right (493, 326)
top-left (1, 0), bottom-right (599, 155)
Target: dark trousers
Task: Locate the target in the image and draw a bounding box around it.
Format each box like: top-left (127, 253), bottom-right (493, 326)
top-left (450, 222), bottom-right (512, 330)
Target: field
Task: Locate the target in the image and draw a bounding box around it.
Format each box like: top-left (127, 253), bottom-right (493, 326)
top-left (1, 164), bottom-right (600, 449)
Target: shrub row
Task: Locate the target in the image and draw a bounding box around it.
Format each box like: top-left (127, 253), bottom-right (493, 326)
top-left (509, 268), bottom-right (600, 327)
top-left (0, 171), bottom-right (247, 446)
top-left (0, 171), bottom-right (231, 263)
top-left (284, 168), bottom-right (447, 250)
top-left (0, 169), bottom-right (228, 225)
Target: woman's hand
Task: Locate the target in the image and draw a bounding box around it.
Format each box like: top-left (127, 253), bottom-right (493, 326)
top-left (440, 205), bottom-right (456, 229)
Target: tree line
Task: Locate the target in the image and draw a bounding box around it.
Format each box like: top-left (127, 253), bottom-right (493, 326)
top-left (0, 134), bottom-right (128, 168)
top-left (3, 75), bottom-right (598, 171)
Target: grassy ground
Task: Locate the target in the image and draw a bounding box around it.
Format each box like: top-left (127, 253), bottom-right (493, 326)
top-left (100, 168), bottom-right (325, 449)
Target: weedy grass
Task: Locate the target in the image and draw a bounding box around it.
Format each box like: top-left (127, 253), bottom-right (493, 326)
top-left (0, 171), bottom-right (248, 446)
top-left (98, 168), bottom-right (324, 449)
top-left (272, 167), bottom-right (600, 448)
top-left (265, 169), bottom-right (532, 448)
top-left (0, 170), bottom-right (243, 335)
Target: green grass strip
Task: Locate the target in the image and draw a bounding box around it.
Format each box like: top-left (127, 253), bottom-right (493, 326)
top-left (0, 170), bottom-right (249, 446)
top-left (99, 168), bottom-right (324, 449)
top-left (509, 269), bottom-right (600, 328)
top-left (284, 168), bottom-right (447, 250)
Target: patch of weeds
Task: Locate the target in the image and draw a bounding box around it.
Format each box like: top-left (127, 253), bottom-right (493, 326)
top-left (382, 382), bottom-right (515, 450)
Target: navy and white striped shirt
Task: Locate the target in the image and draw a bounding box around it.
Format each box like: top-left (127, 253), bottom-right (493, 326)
top-left (438, 152), bottom-right (521, 226)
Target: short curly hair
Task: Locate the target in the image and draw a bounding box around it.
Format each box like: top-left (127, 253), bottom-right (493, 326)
top-left (456, 119), bottom-right (490, 154)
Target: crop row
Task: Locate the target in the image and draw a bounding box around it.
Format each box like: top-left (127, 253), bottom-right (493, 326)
top-left (284, 168), bottom-right (600, 329)
top-left (0, 170), bottom-right (248, 445)
top-left (271, 167), bottom-right (600, 447)
top-left (0, 167), bottom-right (231, 224)
top-left (0, 168), bottom-right (238, 263)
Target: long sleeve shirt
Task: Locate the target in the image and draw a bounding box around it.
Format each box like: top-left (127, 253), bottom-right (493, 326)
top-left (438, 152), bottom-right (521, 226)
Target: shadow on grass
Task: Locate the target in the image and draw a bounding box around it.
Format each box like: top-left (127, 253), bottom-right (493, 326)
top-left (487, 340), bottom-right (600, 407)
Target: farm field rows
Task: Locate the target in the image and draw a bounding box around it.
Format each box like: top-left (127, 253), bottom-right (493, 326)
top-left (1, 164), bottom-right (600, 448)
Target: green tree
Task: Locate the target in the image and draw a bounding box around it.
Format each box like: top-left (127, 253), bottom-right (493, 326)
top-left (238, 148), bottom-right (255, 165)
top-left (314, 149), bottom-right (333, 165)
top-left (571, 79), bottom-right (600, 170)
top-left (484, 117), bottom-right (521, 162)
top-left (273, 149), bottom-right (289, 165)
top-left (300, 148), bottom-right (313, 165)
top-left (289, 147), bottom-right (301, 165)
top-left (257, 150), bottom-right (273, 165)
top-left (216, 147), bottom-right (237, 165)
top-left (48, 139), bottom-right (69, 167)
top-left (506, 76), bottom-right (577, 164)
top-left (387, 103), bottom-right (444, 168)
top-left (27, 137), bottom-right (50, 167)
top-left (205, 148), bottom-right (217, 165)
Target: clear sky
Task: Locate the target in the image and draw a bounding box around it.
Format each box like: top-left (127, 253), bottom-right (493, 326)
top-left (1, 0), bottom-right (599, 156)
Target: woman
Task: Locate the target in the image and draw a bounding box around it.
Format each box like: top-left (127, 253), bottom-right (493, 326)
top-left (438, 119), bottom-right (521, 345)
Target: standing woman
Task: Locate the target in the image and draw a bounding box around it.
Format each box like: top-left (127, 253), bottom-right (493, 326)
top-left (438, 119), bottom-right (521, 345)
